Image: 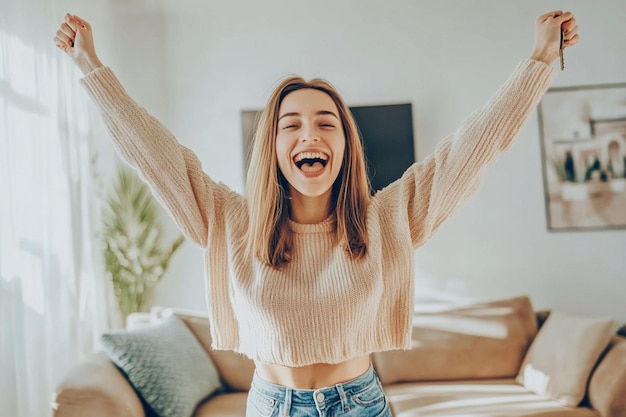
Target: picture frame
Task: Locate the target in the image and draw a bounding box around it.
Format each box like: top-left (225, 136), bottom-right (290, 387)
top-left (538, 82), bottom-right (626, 231)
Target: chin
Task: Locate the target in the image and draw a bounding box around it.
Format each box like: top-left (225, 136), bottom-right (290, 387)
top-left (292, 183), bottom-right (333, 199)
top-left (295, 189), bottom-right (330, 199)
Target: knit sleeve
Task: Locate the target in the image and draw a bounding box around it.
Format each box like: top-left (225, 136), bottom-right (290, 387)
top-left (80, 67), bottom-right (239, 248)
top-left (375, 59), bottom-right (555, 247)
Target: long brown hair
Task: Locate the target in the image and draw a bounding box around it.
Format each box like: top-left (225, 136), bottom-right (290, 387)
top-left (246, 76), bottom-right (371, 268)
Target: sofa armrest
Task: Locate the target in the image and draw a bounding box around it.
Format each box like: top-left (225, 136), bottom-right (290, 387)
top-left (51, 351), bottom-right (146, 417)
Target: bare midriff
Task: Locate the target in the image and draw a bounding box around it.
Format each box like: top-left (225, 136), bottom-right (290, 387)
top-left (254, 354), bottom-right (371, 389)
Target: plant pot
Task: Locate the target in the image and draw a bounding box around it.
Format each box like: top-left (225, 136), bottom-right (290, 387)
top-left (560, 182), bottom-right (589, 201)
top-left (610, 178), bottom-right (626, 193)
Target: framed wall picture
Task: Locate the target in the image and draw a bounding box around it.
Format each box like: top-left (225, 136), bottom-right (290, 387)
top-left (538, 83), bottom-right (626, 231)
top-left (241, 103), bottom-right (415, 193)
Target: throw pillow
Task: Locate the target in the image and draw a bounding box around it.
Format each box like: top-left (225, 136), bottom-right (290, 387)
top-left (175, 311), bottom-right (256, 392)
top-left (372, 295), bottom-right (538, 384)
top-left (100, 313), bottom-right (222, 417)
top-left (515, 310), bottom-right (614, 407)
top-left (588, 337), bottom-right (626, 417)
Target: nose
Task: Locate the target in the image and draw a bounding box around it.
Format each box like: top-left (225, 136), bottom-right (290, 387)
top-left (299, 127), bottom-right (320, 143)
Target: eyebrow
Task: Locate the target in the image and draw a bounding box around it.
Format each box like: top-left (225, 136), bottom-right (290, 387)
top-left (278, 110), bottom-right (339, 121)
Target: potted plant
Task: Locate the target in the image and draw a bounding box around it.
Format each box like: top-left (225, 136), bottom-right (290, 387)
top-left (550, 153), bottom-right (589, 201)
top-left (608, 157), bottom-right (626, 193)
top-left (101, 165), bottom-right (185, 323)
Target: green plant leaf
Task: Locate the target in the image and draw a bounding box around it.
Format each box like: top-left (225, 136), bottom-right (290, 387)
top-left (101, 164), bottom-right (185, 320)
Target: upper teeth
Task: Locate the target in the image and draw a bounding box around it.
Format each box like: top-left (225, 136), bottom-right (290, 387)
top-left (294, 152), bottom-right (328, 162)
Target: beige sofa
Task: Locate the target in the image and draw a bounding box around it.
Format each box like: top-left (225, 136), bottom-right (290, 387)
top-left (52, 296), bottom-right (626, 417)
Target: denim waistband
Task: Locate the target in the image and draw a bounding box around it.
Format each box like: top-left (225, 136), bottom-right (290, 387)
top-left (251, 364), bottom-right (378, 407)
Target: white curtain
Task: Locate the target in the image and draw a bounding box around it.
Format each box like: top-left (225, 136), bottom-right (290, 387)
top-left (0, 1), bottom-right (112, 416)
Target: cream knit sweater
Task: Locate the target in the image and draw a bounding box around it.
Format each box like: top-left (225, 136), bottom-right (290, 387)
top-left (81, 59), bottom-right (555, 367)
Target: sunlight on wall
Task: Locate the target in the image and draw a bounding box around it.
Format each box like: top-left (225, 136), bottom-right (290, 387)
top-left (6, 33), bottom-right (36, 99)
top-left (1, 31), bottom-right (43, 315)
top-left (0, 3), bottom-right (109, 412)
top-left (0, 29), bottom-right (79, 315)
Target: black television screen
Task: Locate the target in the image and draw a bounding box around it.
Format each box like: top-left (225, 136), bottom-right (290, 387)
top-left (350, 103), bottom-right (415, 192)
top-left (241, 103), bottom-right (415, 193)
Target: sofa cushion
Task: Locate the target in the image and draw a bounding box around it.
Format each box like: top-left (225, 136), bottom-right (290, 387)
top-left (175, 312), bottom-right (255, 392)
top-left (100, 313), bottom-right (222, 417)
top-left (588, 336), bottom-right (626, 417)
top-left (384, 379), bottom-right (600, 417)
top-left (515, 310), bottom-right (613, 407)
top-left (194, 392), bottom-right (248, 417)
top-left (52, 352), bottom-right (146, 417)
top-left (372, 296), bottom-right (538, 384)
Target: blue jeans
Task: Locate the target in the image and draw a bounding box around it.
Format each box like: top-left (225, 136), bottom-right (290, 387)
top-left (246, 364), bottom-right (391, 417)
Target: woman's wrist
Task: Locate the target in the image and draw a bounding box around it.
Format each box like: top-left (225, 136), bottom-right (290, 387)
top-left (75, 54), bottom-right (104, 75)
top-left (529, 48), bottom-right (557, 66)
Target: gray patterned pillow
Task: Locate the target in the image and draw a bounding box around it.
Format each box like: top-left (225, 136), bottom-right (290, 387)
top-left (100, 313), bottom-right (222, 417)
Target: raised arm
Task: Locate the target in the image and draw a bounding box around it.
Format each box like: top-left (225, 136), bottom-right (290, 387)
top-left (54, 14), bottom-right (239, 247)
top-left (375, 11), bottom-right (578, 247)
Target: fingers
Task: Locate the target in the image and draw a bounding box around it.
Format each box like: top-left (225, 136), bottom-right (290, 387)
top-left (564, 24), bottom-right (578, 39)
top-left (564, 33), bottom-right (580, 48)
top-left (53, 13), bottom-right (76, 50)
top-left (53, 38), bottom-right (69, 52)
top-left (59, 23), bottom-right (75, 41)
top-left (561, 15), bottom-right (578, 48)
top-left (538, 10), bottom-right (561, 22)
top-left (538, 10), bottom-right (574, 25)
top-left (562, 17), bottom-right (578, 34)
top-left (54, 29), bottom-right (73, 50)
top-left (541, 10), bottom-right (578, 44)
top-left (64, 13), bottom-right (78, 32)
top-left (53, 13), bottom-right (91, 52)
top-left (55, 30), bottom-right (72, 47)
top-left (555, 11), bottom-right (574, 23)
top-left (72, 15), bottom-right (90, 30)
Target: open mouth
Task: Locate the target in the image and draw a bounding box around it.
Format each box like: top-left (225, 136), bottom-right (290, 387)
top-left (293, 151), bottom-right (329, 173)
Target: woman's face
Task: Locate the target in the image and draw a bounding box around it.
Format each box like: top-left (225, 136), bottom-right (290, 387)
top-left (275, 88), bottom-right (346, 199)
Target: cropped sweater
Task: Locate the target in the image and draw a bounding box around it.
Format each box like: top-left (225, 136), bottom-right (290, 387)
top-left (81, 59), bottom-right (555, 367)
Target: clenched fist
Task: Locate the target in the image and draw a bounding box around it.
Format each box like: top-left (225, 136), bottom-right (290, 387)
top-left (530, 11), bottom-right (579, 66)
top-left (53, 13), bottom-right (103, 75)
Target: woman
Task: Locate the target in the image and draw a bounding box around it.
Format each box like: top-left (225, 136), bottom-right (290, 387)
top-left (54, 10), bottom-right (578, 417)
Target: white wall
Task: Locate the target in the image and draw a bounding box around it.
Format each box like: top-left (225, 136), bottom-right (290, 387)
top-left (99, 0), bottom-right (626, 323)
